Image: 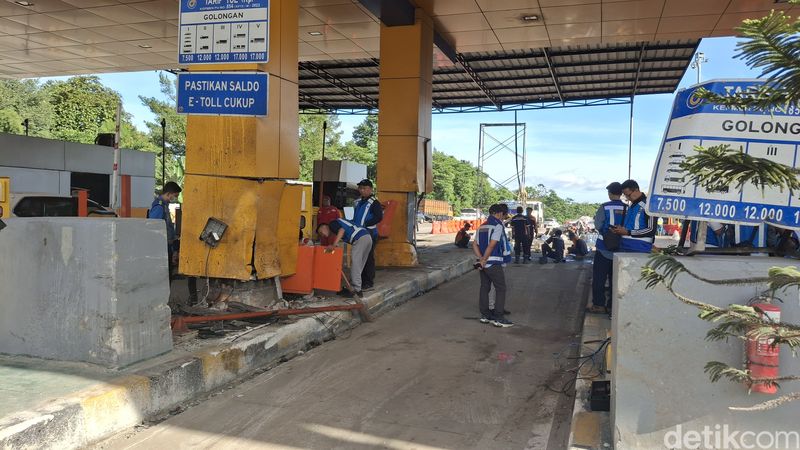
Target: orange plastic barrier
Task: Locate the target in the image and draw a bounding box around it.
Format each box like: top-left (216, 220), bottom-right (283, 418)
top-left (281, 245), bottom-right (315, 294)
top-left (313, 246), bottom-right (344, 291)
top-left (432, 221), bottom-right (441, 234)
top-left (281, 245), bottom-right (344, 294)
top-left (377, 200), bottom-right (397, 238)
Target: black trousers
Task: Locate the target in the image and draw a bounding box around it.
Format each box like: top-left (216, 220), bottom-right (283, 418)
top-left (479, 265), bottom-right (506, 319)
top-left (514, 238), bottom-right (525, 258)
top-left (592, 252), bottom-right (613, 309)
top-left (541, 243), bottom-right (563, 262)
top-left (362, 234), bottom-right (376, 287)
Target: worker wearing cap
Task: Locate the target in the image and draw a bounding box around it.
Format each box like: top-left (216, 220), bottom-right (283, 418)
top-left (317, 218), bottom-right (372, 298)
top-left (352, 179), bottom-right (383, 290)
top-left (588, 182), bottom-right (626, 314)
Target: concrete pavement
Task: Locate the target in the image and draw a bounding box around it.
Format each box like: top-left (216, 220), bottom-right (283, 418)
top-left (97, 260), bottom-right (589, 450)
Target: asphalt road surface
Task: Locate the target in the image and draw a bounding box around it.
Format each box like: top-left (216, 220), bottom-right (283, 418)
top-left (100, 261), bottom-right (589, 450)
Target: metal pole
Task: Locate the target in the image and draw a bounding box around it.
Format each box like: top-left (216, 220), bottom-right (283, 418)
top-left (318, 120), bottom-right (328, 208)
top-left (160, 118), bottom-right (166, 189)
top-left (110, 101), bottom-right (121, 210)
top-left (628, 96), bottom-right (634, 179)
top-left (477, 124), bottom-right (484, 208)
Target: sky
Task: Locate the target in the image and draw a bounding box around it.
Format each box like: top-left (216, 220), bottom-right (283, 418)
top-left (56, 36), bottom-right (759, 203)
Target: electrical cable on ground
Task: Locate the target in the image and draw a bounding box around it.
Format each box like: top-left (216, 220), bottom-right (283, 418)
top-left (546, 338), bottom-right (610, 395)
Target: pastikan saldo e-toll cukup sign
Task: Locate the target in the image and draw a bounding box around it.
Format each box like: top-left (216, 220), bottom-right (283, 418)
top-left (179, 0), bottom-right (268, 64)
top-left (647, 79), bottom-right (800, 229)
top-left (177, 72), bottom-right (268, 116)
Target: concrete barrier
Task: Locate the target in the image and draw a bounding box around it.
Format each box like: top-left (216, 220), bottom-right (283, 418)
top-left (612, 254), bottom-right (800, 449)
top-left (0, 218), bottom-right (172, 368)
top-left (0, 246), bottom-right (475, 450)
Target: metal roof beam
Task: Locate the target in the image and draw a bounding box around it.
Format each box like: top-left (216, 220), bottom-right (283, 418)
top-left (542, 48), bottom-right (563, 103)
top-left (429, 76), bottom-right (680, 94)
top-left (298, 57), bottom-right (689, 82)
top-left (435, 83), bottom-right (676, 102)
top-left (458, 42), bottom-right (698, 62)
top-left (456, 53), bottom-right (500, 108)
top-left (632, 42), bottom-right (646, 97)
top-left (300, 61), bottom-right (378, 111)
top-left (299, 93), bottom-right (338, 112)
top-left (430, 56), bottom-right (690, 76)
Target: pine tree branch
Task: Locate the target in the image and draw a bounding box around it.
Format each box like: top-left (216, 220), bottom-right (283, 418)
top-left (681, 145), bottom-right (800, 194)
top-left (694, 10), bottom-right (800, 110)
top-left (729, 392), bottom-right (800, 411)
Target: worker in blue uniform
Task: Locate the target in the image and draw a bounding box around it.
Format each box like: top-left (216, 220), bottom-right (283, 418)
top-left (149, 181), bottom-right (196, 305)
top-left (317, 218), bottom-right (372, 298)
top-left (589, 182), bottom-right (626, 314)
top-left (612, 179), bottom-right (656, 253)
top-left (352, 179), bottom-right (383, 291)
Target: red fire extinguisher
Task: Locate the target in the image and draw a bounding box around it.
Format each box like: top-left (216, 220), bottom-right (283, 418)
top-left (746, 301), bottom-right (781, 394)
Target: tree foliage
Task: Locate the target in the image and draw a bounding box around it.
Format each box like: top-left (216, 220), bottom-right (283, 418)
top-left (430, 150), bottom-right (515, 213)
top-left (297, 114), bottom-right (378, 182)
top-left (526, 184), bottom-right (599, 222)
top-left (44, 76), bottom-right (122, 144)
top-left (0, 108), bottom-right (23, 134)
top-left (139, 73), bottom-right (187, 190)
top-left (696, 9), bottom-right (800, 111)
top-left (0, 79), bottom-right (53, 137)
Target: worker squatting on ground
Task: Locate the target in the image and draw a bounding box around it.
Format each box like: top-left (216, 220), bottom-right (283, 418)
top-left (539, 229), bottom-right (565, 263)
top-left (455, 222), bottom-right (472, 248)
top-left (148, 181), bottom-right (198, 305)
top-left (317, 218), bottom-right (372, 298)
top-left (589, 182), bottom-right (626, 314)
top-left (473, 204), bottom-right (514, 328)
top-left (567, 231), bottom-right (589, 259)
top-left (509, 206), bottom-right (532, 263)
top-left (352, 179), bottom-right (382, 291)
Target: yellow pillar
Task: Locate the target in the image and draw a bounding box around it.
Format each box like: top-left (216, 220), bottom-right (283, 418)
top-left (179, 0), bottom-right (301, 281)
top-left (375, 10), bottom-right (434, 267)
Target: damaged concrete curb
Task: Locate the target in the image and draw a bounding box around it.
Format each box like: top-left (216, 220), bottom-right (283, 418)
top-left (0, 254), bottom-right (474, 450)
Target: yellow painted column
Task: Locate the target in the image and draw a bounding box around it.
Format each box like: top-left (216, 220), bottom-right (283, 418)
top-left (179, 0), bottom-right (301, 281)
top-left (375, 10), bottom-right (434, 267)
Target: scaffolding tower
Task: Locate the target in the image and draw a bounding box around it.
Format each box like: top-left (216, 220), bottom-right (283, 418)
top-left (477, 122), bottom-right (527, 206)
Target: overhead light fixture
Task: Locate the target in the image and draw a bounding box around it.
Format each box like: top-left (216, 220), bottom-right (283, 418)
top-left (14, 1), bottom-right (34, 6)
top-left (138, 44), bottom-right (152, 48)
top-left (522, 14), bottom-right (540, 22)
top-left (308, 31), bottom-right (323, 36)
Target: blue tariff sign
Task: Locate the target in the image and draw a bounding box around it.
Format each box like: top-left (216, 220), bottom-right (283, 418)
top-left (178, 0), bottom-right (268, 64)
top-left (177, 72), bottom-right (268, 117)
top-left (647, 79), bottom-right (800, 229)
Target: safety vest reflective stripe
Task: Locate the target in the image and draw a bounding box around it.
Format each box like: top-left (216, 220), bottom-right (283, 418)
top-left (356, 198), bottom-right (376, 229)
